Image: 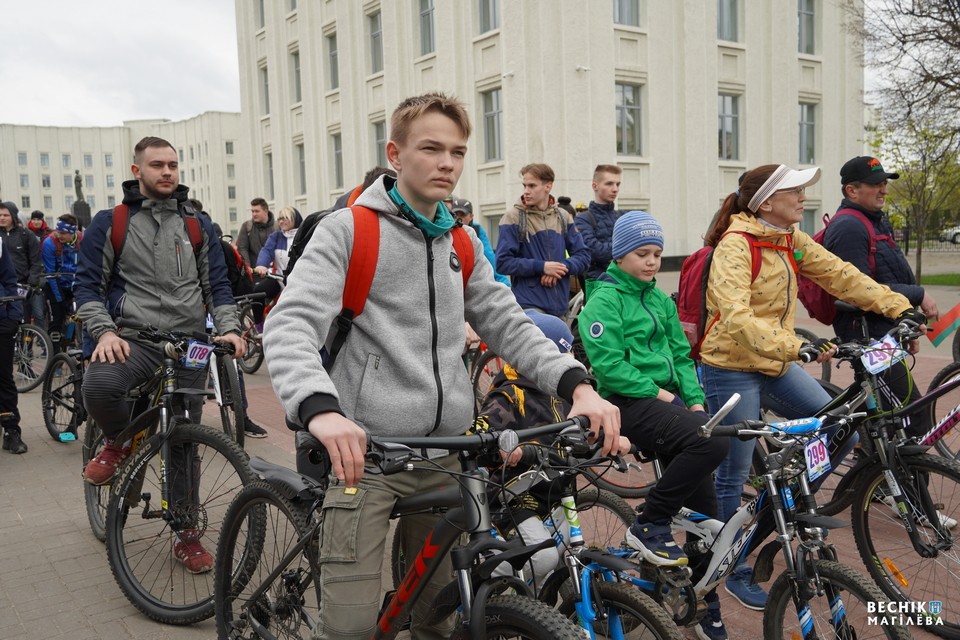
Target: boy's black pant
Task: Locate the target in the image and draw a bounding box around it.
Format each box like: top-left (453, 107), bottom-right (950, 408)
top-left (609, 394), bottom-right (728, 523)
top-left (0, 319), bottom-right (21, 435)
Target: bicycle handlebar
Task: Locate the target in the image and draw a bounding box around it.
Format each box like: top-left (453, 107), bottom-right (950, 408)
top-left (116, 319), bottom-right (236, 355)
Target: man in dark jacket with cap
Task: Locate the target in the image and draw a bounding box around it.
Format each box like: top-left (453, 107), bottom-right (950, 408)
top-left (824, 156), bottom-right (939, 438)
top-left (0, 202), bottom-right (43, 329)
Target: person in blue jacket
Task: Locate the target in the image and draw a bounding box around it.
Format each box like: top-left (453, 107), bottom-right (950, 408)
top-left (450, 197), bottom-right (509, 286)
top-left (575, 164), bottom-right (626, 285)
top-left (41, 214), bottom-right (81, 348)
top-left (495, 163), bottom-right (591, 317)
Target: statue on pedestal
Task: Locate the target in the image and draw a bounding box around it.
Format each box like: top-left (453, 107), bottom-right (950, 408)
top-left (74, 170), bottom-right (84, 202)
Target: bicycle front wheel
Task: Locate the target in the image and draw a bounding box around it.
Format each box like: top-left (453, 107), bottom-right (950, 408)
top-left (105, 422), bottom-right (254, 624)
top-left (237, 304), bottom-right (263, 375)
top-left (573, 487), bottom-right (635, 550)
top-left (215, 481), bottom-right (318, 640)
top-left (763, 559), bottom-right (911, 639)
top-left (14, 323), bottom-right (52, 392)
top-left (559, 581), bottom-right (683, 640)
top-left (215, 355), bottom-right (246, 448)
top-left (851, 453), bottom-right (960, 634)
top-left (929, 361), bottom-right (960, 461)
top-left (42, 351), bottom-right (83, 441)
top-left (82, 418), bottom-right (109, 542)
top-left (452, 593), bottom-right (589, 640)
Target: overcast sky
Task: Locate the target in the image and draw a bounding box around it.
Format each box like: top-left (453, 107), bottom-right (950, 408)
top-left (0, 0), bottom-right (240, 127)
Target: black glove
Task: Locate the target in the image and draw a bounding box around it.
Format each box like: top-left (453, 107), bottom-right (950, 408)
top-left (799, 338), bottom-right (834, 363)
top-left (896, 308), bottom-right (926, 327)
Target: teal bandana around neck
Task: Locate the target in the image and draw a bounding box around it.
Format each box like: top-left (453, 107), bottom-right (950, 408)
top-left (388, 185), bottom-right (455, 239)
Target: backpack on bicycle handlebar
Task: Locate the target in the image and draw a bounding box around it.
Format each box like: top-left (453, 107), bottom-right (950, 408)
top-left (676, 231), bottom-right (796, 360)
top-left (288, 205), bottom-right (475, 371)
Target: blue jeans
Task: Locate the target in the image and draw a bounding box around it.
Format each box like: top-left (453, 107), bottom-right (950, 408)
top-left (701, 363), bottom-right (832, 524)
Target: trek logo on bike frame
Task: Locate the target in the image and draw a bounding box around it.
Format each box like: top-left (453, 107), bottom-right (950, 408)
top-left (378, 531), bottom-right (441, 634)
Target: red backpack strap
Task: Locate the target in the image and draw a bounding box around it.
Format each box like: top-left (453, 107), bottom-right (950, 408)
top-left (109, 204), bottom-right (130, 257)
top-left (183, 215), bottom-right (204, 256)
top-left (450, 225), bottom-right (474, 290)
top-left (837, 208), bottom-right (886, 276)
top-left (345, 184), bottom-right (364, 207)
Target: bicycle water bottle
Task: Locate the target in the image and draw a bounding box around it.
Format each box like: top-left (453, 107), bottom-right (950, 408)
top-left (559, 495), bottom-right (584, 546)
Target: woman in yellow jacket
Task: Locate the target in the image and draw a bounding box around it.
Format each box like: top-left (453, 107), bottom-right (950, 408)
top-left (698, 163), bottom-right (920, 610)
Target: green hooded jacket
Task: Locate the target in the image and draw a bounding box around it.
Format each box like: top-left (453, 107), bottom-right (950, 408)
top-left (578, 263), bottom-right (705, 406)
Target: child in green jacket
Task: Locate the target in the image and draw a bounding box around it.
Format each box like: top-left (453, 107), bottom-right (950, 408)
top-left (579, 211), bottom-right (730, 640)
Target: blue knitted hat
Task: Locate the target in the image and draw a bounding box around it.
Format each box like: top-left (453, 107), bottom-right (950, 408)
top-left (612, 210), bottom-right (664, 258)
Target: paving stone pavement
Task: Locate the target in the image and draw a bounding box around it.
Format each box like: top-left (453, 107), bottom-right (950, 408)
top-left (0, 248), bottom-right (955, 639)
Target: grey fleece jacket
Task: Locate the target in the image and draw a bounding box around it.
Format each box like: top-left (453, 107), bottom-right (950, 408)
top-left (264, 176), bottom-right (588, 439)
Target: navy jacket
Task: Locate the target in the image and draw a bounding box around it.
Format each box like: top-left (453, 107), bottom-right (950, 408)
top-left (0, 223), bottom-right (41, 287)
top-left (823, 199), bottom-right (923, 341)
top-left (0, 243), bottom-right (23, 323)
top-left (575, 202), bottom-right (624, 280)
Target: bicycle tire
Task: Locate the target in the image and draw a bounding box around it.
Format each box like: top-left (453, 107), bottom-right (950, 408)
top-left (215, 480), bottom-right (317, 640)
top-left (850, 453), bottom-right (960, 635)
top-left (14, 323), bottom-right (52, 392)
top-left (953, 328), bottom-right (959, 363)
top-left (215, 354), bottom-right (246, 448)
top-left (42, 351), bottom-right (83, 441)
top-left (794, 326), bottom-right (832, 383)
top-left (583, 459), bottom-right (655, 500)
top-left (558, 580), bottom-right (683, 640)
top-left (105, 422), bottom-right (254, 624)
top-left (763, 559), bottom-right (912, 639)
top-left (929, 361), bottom-right (960, 461)
top-left (450, 593), bottom-right (588, 640)
top-left (82, 418), bottom-right (109, 542)
top-left (472, 349), bottom-right (505, 411)
top-left (237, 304), bottom-right (264, 375)
top-left (573, 487), bottom-right (635, 549)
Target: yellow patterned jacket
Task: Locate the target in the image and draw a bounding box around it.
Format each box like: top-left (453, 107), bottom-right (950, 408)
top-left (699, 212), bottom-right (912, 376)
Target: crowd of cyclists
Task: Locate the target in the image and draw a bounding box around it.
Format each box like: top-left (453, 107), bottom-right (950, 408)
top-left (2, 91), bottom-right (954, 639)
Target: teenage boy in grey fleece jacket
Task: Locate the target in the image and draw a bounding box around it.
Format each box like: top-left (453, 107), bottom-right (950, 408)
top-left (263, 92), bottom-right (622, 639)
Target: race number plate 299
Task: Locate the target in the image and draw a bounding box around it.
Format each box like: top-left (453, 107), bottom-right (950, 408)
top-left (182, 340), bottom-right (214, 370)
top-left (804, 434), bottom-right (831, 482)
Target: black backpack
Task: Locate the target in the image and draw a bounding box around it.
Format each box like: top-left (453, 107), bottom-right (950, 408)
top-left (281, 209), bottom-right (332, 282)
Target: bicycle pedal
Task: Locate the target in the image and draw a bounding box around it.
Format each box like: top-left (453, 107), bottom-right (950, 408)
top-left (657, 565), bottom-right (693, 587)
top-left (58, 432), bottom-right (77, 442)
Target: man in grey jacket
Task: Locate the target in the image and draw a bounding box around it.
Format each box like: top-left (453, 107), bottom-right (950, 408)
top-left (264, 92), bottom-right (621, 639)
top-left (236, 197), bottom-right (276, 269)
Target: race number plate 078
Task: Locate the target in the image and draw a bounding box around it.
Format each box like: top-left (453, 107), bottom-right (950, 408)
top-left (182, 340), bottom-right (214, 370)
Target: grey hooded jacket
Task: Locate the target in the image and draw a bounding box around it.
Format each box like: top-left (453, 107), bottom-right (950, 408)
top-left (264, 176), bottom-right (589, 439)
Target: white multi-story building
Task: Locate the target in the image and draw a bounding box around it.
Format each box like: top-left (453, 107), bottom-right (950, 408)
top-left (236, 0), bottom-right (864, 260)
top-left (0, 111), bottom-right (246, 237)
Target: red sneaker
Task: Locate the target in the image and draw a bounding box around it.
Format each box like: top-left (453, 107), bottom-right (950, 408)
top-left (173, 530), bottom-right (214, 574)
top-left (83, 440), bottom-right (130, 485)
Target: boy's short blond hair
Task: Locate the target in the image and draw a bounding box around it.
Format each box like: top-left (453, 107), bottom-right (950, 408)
top-left (390, 92), bottom-right (472, 145)
top-left (593, 164), bottom-right (622, 182)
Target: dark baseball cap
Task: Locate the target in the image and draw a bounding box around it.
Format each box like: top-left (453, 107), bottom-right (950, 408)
top-left (840, 156), bottom-right (900, 185)
top-left (450, 198), bottom-right (473, 215)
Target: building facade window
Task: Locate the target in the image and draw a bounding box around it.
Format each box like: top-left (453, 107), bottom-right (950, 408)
top-left (178, 148), bottom-right (184, 161)
top-left (42, 174), bottom-right (51, 188)
top-left (18, 152), bottom-right (27, 166)
top-left (108, 195), bottom-right (116, 208)
top-left (289, 0), bottom-right (297, 11)
top-left (613, 0), bottom-right (639, 27)
top-left (84, 153), bottom-right (93, 168)
top-left (332, 134), bottom-right (343, 188)
top-left (256, 0), bottom-right (265, 29)
top-left (296, 143), bottom-right (306, 195)
top-left (259, 64), bottom-right (270, 115)
top-left (615, 83), bottom-right (642, 156)
top-left (65, 196), bottom-right (74, 209)
top-left (85, 175), bottom-right (94, 189)
top-left (369, 11), bottom-right (384, 73)
top-left (225, 141), bottom-right (234, 155)
top-left (229, 207), bottom-right (238, 222)
top-left (228, 185), bottom-right (237, 199)
top-left (63, 175), bottom-right (72, 188)
top-left (291, 49), bottom-right (302, 102)
top-left (21, 196), bottom-right (30, 209)
top-left (88, 195), bottom-right (96, 210)
top-left (20, 175), bottom-right (29, 189)
top-left (798, 0), bottom-right (815, 54)
top-left (327, 33), bottom-right (339, 89)
top-left (717, 0), bottom-right (738, 41)
top-left (799, 102), bottom-right (816, 164)
top-left (227, 163), bottom-right (235, 179)
top-left (718, 94), bottom-right (740, 160)
top-left (420, 0), bottom-right (435, 55)
top-left (264, 152), bottom-right (275, 200)
top-left (40, 152), bottom-right (49, 167)
top-left (104, 153), bottom-right (113, 167)
top-left (62, 153), bottom-right (71, 168)
top-left (189, 146), bottom-right (194, 161)
top-left (106, 175), bottom-right (115, 188)
top-left (481, 88), bottom-right (503, 161)
top-left (373, 121), bottom-right (387, 167)
top-left (43, 195), bottom-right (53, 210)
top-left (480, 0), bottom-right (499, 33)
